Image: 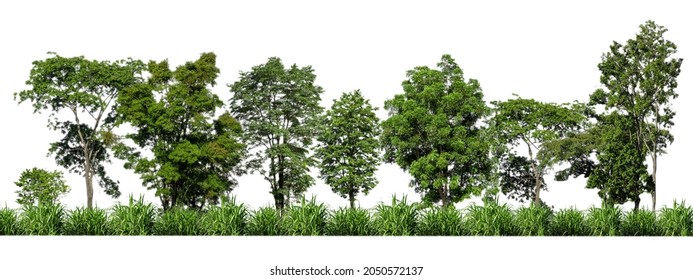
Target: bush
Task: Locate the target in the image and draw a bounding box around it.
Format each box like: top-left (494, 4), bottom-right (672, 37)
top-left (416, 205), bottom-right (464, 236)
top-left (659, 200), bottom-right (693, 236)
top-left (154, 207), bottom-right (202, 235)
top-left (464, 202), bottom-right (516, 236)
top-left (201, 198), bottom-right (249, 235)
top-left (247, 206), bottom-right (285, 235)
top-left (514, 204), bottom-right (552, 236)
top-left (372, 196), bottom-right (418, 236)
top-left (549, 207), bottom-right (587, 236)
top-left (284, 197), bottom-right (328, 236)
top-left (325, 207), bottom-right (375, 236)
top-left (0, 207), bottom-right (20, 235)
top-left (63, 207), bottom-right (111, 235)
top-left (109, 196), bottom-right (156, 235)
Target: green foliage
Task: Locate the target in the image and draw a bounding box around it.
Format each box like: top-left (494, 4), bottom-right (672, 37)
top-left (247, 206), bottom-right (285, 235)
top-left (381, 54), bottom-right (494, 206)
top-left (658, 201), bottom-right (693, 236)
top-left (549, 207), bottom-right (587, 236)
top-left (201, 197), bottom-right (249, 235)
top-left (19, 203), bottom-right (65, 235)
top-left (109, 196), bottom-right (156, 235)
top-left (621, 209), bottom-right (660, 236)
top-left (229, 57), bottom-right (324, 211)
top-left (585, 206), bottom-right (623, 236)
top-left (154, 207), bottom-right (202, 235)
top-left (317, 90), bottom-right (381, 208)
top-left (416, 205), bottom-right (464, 236)
top-left (284, 197), bottom-right (328, 236)
top-left (464, 202), bottom-right (516, 236)
top-left (513, 204), bottom-right (552, 236)
top-left (14, 167), bottom-right (70, 207)
top-left (0, 208), bottom-right (20, 235)
top-left (14, 53), bottom-right (144, 208)
top-left (490, 96), bottom-right (585, 204)
top-left (325, 207), bottom-right (375, 236)
top-left (373, 196), bottom-right (418, 236)
top-left (115, 53), bottom-right (246, 210)
top-left (63, 207), bottom-right (111, 235)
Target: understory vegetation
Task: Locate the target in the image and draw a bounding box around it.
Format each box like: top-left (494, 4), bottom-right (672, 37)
top-left (1, 196), bottom-right (691, 236)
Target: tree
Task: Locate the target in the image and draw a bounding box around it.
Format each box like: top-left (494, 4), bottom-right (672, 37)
top-left (14, 168), bottom-right (70, 207)
top-left (381, 54), bottom-right (494, 207)
top-left (113, 52), bottom-right (246, 210)
top-left (590, 20), bottom-right (682, 210)
top-left (14, 53), bottom-right (143, 208)
top-left (228, 57), bottom-right (324, 212)
top-left (316, 90), bottom-right (381, 208)
top-left (489, 96), bottom-right (585, 204)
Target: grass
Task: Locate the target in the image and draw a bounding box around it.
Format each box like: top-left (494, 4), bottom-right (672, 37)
top-left (0, 207), bottom-right (20, 235)
top-left (514, 204), bottom-right (552, 236)
top-left (372, 196), bottom-right (418, 236)
top-left (585, 206), bottom-right (623, 236)
top-left (63, 207), bottom-right (111, 235)
top-left (416, 205), bottom-right (464, 236)
top-left (154, 207), bottom-right (202, 235)
top-left (284, 197), bottom-right (328, 236)
top-left (464, 201), bottom-right (516, 236)
top-left (621, 209), bottom-right (659, 236)
top-left (201, 197), bottom-right (249, 235)
top-left (549, 207), bottom-right (587, 236)
top-left (325, 207), bottom-right (375, 236)
top-left (658, 200), bottom-right (693, 236)
top-left (109, 196), bottom-right (156, 235)
top-left (19, 203), bottom-right (65, 235)
top-left (247, 206), bottom-right (285, 235)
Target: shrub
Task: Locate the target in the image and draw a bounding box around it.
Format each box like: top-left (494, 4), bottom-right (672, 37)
top-left (464, 202), bottom-right (516, 236)
top-left (659, 200), bottom-right (693, 236)
top-left (621, 209), bottom-right (659, 236)
top-left (372, 196), bottom-right (418, 236)
top-left (325, 207), bottom-right (375, 236)
top-left (585, 206), bottom-right (623, 236)
top-left (0, 207), bottom-right (20, 235)
top-left (247, 206), bottom-right (285, 235)
top-left (284, 197), bottom-right (328, 236)
top-left (416, 205), bottom-right (464, 236)
top-left (19, 203), bottom-right (65, 235)
top-left (63, 207), bottom-right (111, 235)
top-left (154, 207), bottom-right (202, 235)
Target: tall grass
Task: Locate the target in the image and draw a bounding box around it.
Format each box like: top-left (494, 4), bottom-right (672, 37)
top-left (464, 201), bottom-right (516, 236)
top-left (621, 209), bottom-right (659, 236)
top-left (373, 196), bottom-right (418, 236)
top-left (416, 205), bottom-right (464, 236)
top-left (154, 207), bottom-right (202, 235)
top-left (63, 207), bottom-right (111, 235)
top-left (585, 206), bottom-right (622, 236)
top-left (549, 207), bottom-right (587, 236)
top-left (109, 196), bottom-right (156, 235)
top-left (247, 206), bottom-right (285, 235)
top-left (659, 200), bottom-right (693, 236)
top-left (201, 198), bottom-right (249, 235)
top-left (19, 203), bottom-right (65, 235)
top-left (284, 197), bottom-right (328, 236)
top-left (0, 207), bottom-right (20, 235)
top-left (514, 204), bottom-right (552, 236)
top-left (325, 207), bottom-right (375, 236)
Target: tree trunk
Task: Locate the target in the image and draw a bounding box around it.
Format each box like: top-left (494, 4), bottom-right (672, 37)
top-left (634, 196), bottom-right (640, 212)
top-left (83, 146), bottom-right (94, 209)
top-left (526, 140), bottom-right (541, 205)
top-left (652, 156), bottom-right (657, 211)
top-left (349, 190), bottom-right (355, 209)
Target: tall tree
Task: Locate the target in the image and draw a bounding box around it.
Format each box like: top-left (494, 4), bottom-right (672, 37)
top-left (113, 53), bottom-right (246, 210)
top-left (14, 53), bottom-right (142, 208)
top-left (228, 57), bottom-right (324, 212)
top-left (316, 90), bottom-right (381, 209)
top-left (489, 96), bottom-right (585, 205)
top-left (590, 20), bottom-right (682, 210)
top-left (381, 54), bottom-right (494, 207)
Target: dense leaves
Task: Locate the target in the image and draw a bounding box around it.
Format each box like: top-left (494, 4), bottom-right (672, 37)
top-left (14, 168), bottom-right (70, 207)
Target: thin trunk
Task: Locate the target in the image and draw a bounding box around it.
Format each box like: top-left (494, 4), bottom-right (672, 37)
top-left (652, 156), bottom-right (657, 211)
top-left (83, 145), bottom-right (94, 209)
top-left (634, 196), bottom-right (640, 212)
top-left (349, 189), bottom-right (355, 209)
top-left (526, 140), bottom-right (541, 205)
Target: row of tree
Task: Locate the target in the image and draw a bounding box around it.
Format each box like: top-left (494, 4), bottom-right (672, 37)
top-left (13, 20), bottom-right (682, 212)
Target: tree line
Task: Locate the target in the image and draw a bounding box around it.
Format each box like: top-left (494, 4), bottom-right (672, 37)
top-left (11, 20), bottom-right (682, 212)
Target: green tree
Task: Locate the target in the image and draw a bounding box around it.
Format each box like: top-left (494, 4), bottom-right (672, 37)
top-left (14, 168), bottom-right (70, 207)
top-left (228, 57), bottom-right (324, 212)
top-left (14, 53), bottom-right (143, 208)
top-left (489, 96), bottom-right (585, 204)
top-left (316, 90), bottom-right (381, 208)
top-left (381, 54), bottom-right (494, 207)
top-left (114, 52), bottom-right (246, 210)
top-left (590, 20), bottom-right (682, 210)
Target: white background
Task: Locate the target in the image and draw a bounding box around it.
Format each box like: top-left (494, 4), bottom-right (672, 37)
top-left (0, 1), bottom-right (692, 279)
